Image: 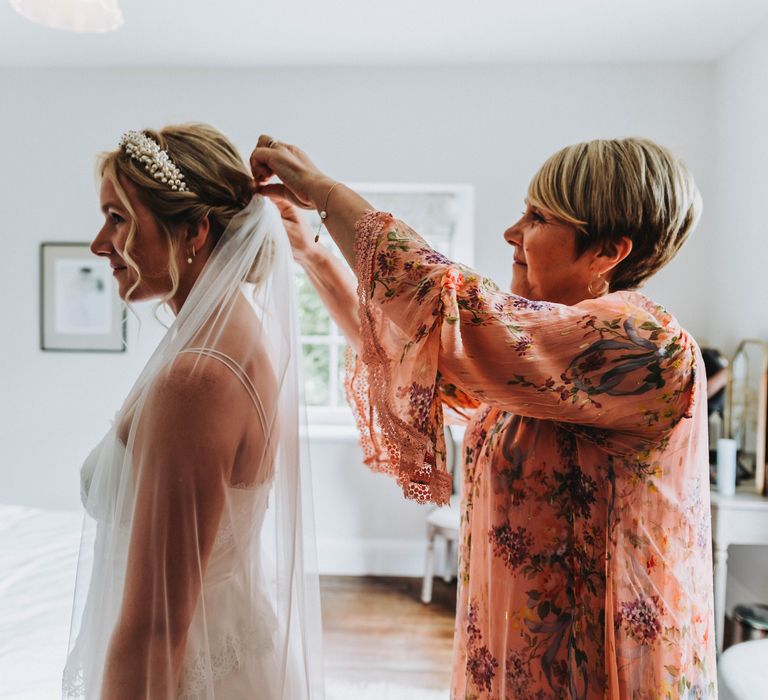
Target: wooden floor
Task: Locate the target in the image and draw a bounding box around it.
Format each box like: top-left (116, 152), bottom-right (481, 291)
top-left (320, 576), bottom-right (457, 690)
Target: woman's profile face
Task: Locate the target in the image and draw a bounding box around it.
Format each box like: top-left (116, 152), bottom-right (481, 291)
top-left (503, 203), bottom-right (597, 305)
top-left (92, 176), bottom-right (182, 302)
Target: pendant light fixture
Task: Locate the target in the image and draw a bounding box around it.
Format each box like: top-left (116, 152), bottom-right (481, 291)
top-left (9, 0), bottom-right (124, 33)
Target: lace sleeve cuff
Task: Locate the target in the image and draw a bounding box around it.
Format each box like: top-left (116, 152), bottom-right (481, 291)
top-left (345, 211), bottom-right (451, 505)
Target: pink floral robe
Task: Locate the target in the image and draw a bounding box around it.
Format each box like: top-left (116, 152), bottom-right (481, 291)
top-left (346, 212), bottom-right (717, 699)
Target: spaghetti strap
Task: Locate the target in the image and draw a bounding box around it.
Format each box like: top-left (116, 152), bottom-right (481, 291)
top-left (180, 347), bottom-right (268, 425)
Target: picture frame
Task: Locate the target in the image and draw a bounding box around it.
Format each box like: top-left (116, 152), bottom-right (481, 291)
top-left (40, 243), bottom-right (126, 352)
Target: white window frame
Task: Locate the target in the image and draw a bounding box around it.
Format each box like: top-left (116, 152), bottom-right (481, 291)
top-left (301, 182), bottom-right (475, 427)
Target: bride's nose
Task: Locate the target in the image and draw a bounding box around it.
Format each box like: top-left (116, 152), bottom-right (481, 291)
top-left (91, 223), bottom-right (114, 258)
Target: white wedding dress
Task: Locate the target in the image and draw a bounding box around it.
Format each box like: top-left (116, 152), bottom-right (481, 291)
top-left (62, 198), bottom-right (324, 699)
top-left (66, 357), bottom-right (283, 699)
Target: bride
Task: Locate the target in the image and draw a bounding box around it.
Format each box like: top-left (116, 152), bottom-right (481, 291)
top-left (62, 124), bottom-right (323, 699)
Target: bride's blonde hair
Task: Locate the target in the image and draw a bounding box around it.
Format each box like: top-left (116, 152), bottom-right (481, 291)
top-left (99, 123), bottom-right (263, 304)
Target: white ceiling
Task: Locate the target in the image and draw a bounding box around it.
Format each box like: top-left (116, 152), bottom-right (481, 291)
top-left (1, 0), bottom-right (767, 67)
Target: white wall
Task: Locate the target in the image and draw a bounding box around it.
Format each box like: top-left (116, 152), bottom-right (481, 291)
top-left (711, 22), bottom-right (768, 355)
top-left (0, 63), bottom-right (716, 574)
top-left (712, 18), bottom-right (768, 607)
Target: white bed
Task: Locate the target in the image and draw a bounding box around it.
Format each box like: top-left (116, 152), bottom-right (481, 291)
top-left (0, 505), bottom-right (450, 700)
top-left (0, 505), bottom-right (84, 700)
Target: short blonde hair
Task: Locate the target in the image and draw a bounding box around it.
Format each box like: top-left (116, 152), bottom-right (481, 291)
top-left (99, 123), bottom-right (256, 304)
top-left (527, 138), bottom-right (702, 291)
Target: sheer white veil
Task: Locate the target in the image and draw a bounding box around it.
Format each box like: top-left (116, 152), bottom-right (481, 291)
top-left (63, 195), bottom-right (324, 699)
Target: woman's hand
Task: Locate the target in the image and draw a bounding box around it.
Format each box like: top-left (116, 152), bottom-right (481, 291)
top-left (250, 135), bottom-right (372, 269)
top-left (269, 193), bottom-right (363, 350)
top-left (250, 135), bottom-right (334, 211)
top-left (270, 196), bottom-right (316, 261)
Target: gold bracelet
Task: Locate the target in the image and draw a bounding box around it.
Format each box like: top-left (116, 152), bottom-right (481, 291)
top-left (315, 181), bottom-right (343, 243)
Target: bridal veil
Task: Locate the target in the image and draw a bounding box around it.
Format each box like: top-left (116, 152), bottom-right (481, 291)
top-left (63, 194), bottom-right (324, 698)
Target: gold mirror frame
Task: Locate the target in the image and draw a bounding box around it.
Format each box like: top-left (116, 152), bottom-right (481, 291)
top-left (724, 339), bottom-right (768, 495)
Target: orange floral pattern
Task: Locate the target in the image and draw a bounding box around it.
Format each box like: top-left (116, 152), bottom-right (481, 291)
top-left (346, 212), bottom-right (717, 699)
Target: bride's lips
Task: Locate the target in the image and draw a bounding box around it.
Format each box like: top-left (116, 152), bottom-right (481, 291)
top-left (111, 263), bottom-right (127, 275)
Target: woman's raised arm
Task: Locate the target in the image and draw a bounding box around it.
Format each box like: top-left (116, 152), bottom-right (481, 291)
top-left (270, 197), bottom-right (362, 352)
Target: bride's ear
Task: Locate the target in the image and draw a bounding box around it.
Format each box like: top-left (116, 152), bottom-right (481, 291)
top-left (185, 217), bottom-right (212, 253)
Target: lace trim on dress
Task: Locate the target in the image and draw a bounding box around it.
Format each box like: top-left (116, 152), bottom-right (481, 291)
top-left (346, 210), bottom-right (451, 505)
top-left (63, 627), bottom-right (273, 698)
top-left (177, 625), bottom-right (273, 699)
top-left (211, 496), bottom-right (254, 550)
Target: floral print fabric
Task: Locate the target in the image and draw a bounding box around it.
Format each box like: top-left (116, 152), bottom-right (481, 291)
top-left (346, 212), bottom-right (716, 699)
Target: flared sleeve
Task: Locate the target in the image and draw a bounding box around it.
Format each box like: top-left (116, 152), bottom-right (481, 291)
top-left (346, 212), bottom-right (697, 505)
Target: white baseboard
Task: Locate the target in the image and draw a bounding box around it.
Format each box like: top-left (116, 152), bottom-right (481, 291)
top-left (317, 536), bottom-right (448, 577)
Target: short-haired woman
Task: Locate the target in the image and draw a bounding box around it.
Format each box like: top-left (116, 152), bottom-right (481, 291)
top-left (252, 137), bottom-right (716, 698)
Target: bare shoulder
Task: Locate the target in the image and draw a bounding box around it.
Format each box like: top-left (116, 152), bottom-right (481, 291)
top-left (149, 352), bottom-right (253, 423)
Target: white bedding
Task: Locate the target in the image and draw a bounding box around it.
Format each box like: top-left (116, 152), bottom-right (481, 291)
top-left (0, 506), bottom-right (449, 700)
top-left (0, 505), bottom-right (84, 700)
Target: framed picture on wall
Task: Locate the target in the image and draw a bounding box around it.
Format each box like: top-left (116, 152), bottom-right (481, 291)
top-left (40, 243), bottom-right (126, 352)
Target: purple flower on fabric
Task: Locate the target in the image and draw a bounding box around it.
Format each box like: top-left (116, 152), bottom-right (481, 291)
top-left (576, 350), bottom-right (607, 374)
top-left (474, 428), bottom-right (488, 454)
top-left (377, 250), bottom-right (398, 276)
top-left (512, 297), bottom-right (551, 311)
top-left (407, 382), bottom-right (434, 434)
top-left (464, 286), bottom-right (484, 310)
top-left (415, 278), bottom-right (436, 302)
top-left (467, 601), bottom-right (482, 644)
top-left (505, 651), bottom-right (533, 695)
top-left (557, 465), bottom-right (597, 519)
top-left (466, 645), bottom-right (498, 693)
top-left (417, 247), bottom-right (451, 265)
top-left (618, 595), bottom-right (665, 645)
top-left (513, 334), bottom-right (533, 357)
top-left (489, 524), bottom-right (534, 570)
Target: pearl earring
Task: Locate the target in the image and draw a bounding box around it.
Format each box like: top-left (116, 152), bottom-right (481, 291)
top-left (187, 247), bottom-right (195, 264)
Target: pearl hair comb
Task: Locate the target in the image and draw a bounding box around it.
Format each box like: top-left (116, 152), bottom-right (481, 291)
top-left (119, 130), bottom-right (188, 192)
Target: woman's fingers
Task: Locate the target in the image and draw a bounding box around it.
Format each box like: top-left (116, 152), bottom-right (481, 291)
top-left (250, 135), bottom-right (328, 210)
top-left (259, 182), bottom-right (313, 209)
top-left (263, 189), bottom-right (316, 253)
top-left (271, 197), bottom-right (300, 224)
top-left (250, 135), bottom-right (289, 181)
top-left (250, 146), bottom-right (277, 184)
top-left (257, 134), bottom-right (277, 148)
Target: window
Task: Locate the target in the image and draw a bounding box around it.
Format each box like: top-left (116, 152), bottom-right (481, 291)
top-left (297, 183), bottom-right (474, 424)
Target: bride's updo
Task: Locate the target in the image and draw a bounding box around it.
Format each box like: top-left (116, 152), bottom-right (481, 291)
top-left (100, 123), bottom-right (266, 302)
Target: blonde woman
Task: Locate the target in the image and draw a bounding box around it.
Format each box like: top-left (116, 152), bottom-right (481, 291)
top-left (63, 124), bottom-right (323, 699)
top-left (253, 137), bottom-right (716, 698)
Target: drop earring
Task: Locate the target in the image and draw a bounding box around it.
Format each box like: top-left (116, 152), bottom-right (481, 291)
top-left (187, 247), bottom-right (196, 264)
